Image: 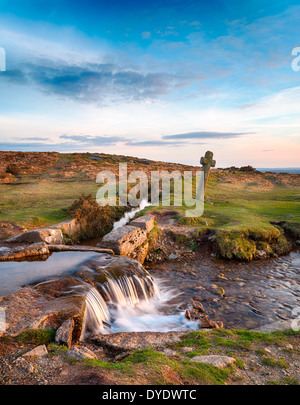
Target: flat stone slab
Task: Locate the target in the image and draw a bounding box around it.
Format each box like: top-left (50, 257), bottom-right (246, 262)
top-left (91, 331), bottom-right (187, 353)
top-left (6, 228), bottom-right (63, 245)
top-left (130, 215), bottom-right (155, 233)
top-left (48, 244), bottom-right (114, 255)
top-left (190, 355), bottom-right (236, 369)
top-left (0, 242), bottom-right (49, 261)
top-left (22, 345), bottom-right (48, 358)
top-left (66, 346), bottom-right (97, 360)
top-left (97, 225), bottom-right (147, 256)
top-left (51, 218), bottom-right (82, 237)
top-left (0, 283), bottom-right (85, 338)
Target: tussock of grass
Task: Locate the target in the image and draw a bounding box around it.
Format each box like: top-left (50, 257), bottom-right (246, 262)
top-left (261, 357), bottom-right (289, 369)
top-left (215, 225), bottom-right (291, 261)
top-left (67, 193), bottom-right (126, 240)
top-left (16, 329), bottom-right (56, 345)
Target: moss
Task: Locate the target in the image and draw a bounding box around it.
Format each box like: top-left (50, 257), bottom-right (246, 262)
top-left (47, 343), bottom-right (69, 355)
top-left (146, 222), bottom-right (162, 249)
top-left (271, 234), bottom-right (292, 255)
top-left (16, 329), bottom-right (56, 345)
top-left (233, 357), bottom-right (246, 369)
top-left (282, 376), bottom-right (299, 385)
top-left (215, 229), bottom-right (257, 261)
top-left (215, 225), bottom-right (291, 261)
top-left (261, 357), bottom-right (289, 369)
top-left (124, 349), bottom-right (231, 385)
top-left (266, 380), bottom-right (281, 385)
top-left (177, 328), bottom-right (299, 352)
top-left (281, 222), bottom-right (300, 239)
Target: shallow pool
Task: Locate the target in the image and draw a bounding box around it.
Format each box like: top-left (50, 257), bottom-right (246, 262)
top-left (0, 251), bottom-right (99, 296)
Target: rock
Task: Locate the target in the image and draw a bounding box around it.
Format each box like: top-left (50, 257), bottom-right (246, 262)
top-left (168, 253), bottom-right (177, 260)
top-left (130, 215), bottom-right (155, 234)
top-left (48, 244), bottom-right (114, 255)
top-left (97, 225), bottom-right (147, 256)
top-left (161, 348), bottom-right (177, 357)
top-left (0, 282), bottom-right (86, 338)
top-left (181, 347), bottom-right (195, 353)
top-left (22, 345), bottom-right (48, 358)
top-left (51, 218), bottom-right (82, 237)
top-left (200, 317), bottom-right (223, 329)
top-left (192, 299), bottom-right (205, 313)
top-left (91, 331), bottom-right (186, 354)
top-left (256, 250), bottom-right (267, 258)
top-left (190, 355), bottom-right (236, 368)
top-left (27, 363), bottom-right (35, 373)
top-left (55, 318), bottom-right (74, 349)
top-left (128, 241), bottom-right (149, 264)
top-left (251, 320), bottom-right (292, 333)
top-left (296, 240), bottom-right (300, 246)
top-left (6, 228), bottom-right (63, 245)
top-left (211, 284), bottom-right (226, 297)
top-left (0, 242), bottom-right (49, 261)
top-left (66, 346), bottom-right (97, 360)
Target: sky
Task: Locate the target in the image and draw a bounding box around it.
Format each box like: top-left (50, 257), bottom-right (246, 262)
top-left (0, 0), bottom-right (299, 167)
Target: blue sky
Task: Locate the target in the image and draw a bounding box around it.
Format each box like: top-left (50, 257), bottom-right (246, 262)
top-left (0, 0), bottom-right (299, 167)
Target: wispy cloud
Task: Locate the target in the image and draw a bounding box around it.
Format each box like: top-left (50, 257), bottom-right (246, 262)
top-left (1, 59), bottom-right (195, 104)
top-left (162, 131), bottom-right (252, 140)
top-left (60, 134), bottom-right (128, 145)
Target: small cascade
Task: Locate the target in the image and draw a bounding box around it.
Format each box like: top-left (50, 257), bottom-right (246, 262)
top-left (78, 284), bottom-right (110, 340)
top-left (112, 199), bottom-right (151, 230)
top-left (99, 274), bottom-right (160, 306)
top-left (73, 254), bottom-right (199, 340)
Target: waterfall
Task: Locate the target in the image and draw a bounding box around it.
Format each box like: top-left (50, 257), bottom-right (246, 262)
top-left (79, 285), bottom-right (110, 340)
top-left (74, 254), bottom-right (199, 339)
top-left (78, 272), bottom-right (161, 339)
top-left (99, 274), bottom-right (160, 306)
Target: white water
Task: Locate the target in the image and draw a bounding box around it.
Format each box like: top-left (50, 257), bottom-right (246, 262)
top-left (79, 275), bottom-right (199, 339)
top-left (79, 285), bottom-right (110, 340)
top-left (112, 199), bottom-right (152, 230)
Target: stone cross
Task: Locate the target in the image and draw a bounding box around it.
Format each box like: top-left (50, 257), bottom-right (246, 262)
top-left (200, 151), bottom-right (216, 192)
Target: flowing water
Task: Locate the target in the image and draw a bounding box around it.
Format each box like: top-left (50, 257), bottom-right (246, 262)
top-left (73, 262), bottom-right (199, 339)
top-left (112, 199), bottom-right (152, 230)
top-left (146, 250), bottom-right (300, 330)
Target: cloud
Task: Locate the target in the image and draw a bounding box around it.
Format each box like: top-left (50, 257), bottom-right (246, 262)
top-left (162, 131), bottom-right (252, 140)
top-left (141, 31), bottom-right (151, 39)
top-left (0, 133), bottom-right (129, 152)
top-left (60, 134), bottom-right (128, 145)
top-left (125, 139), bottom-right (186, 147)
top-left (1, 59), bottom-right (190, 104)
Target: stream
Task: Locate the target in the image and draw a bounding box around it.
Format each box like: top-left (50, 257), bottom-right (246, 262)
top-left (0, 199), bottom-right (299, 333)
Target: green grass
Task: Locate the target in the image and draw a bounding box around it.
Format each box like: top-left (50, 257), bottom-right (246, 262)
top-left (139, 175), bottom-right (299, 260)
top-left (76, 329), bottom-right (300, 384)
top-left (0, 179), bottom-right (99, 226)
top-left (261, 357), bottom-right (289, 369)
top-left (82, 348), bottom-right (232, 385)
top-left (1, 163), bottom-right (299, 258)
top-left (176, 328), bottom-right (298, 354)
top-left (16, 329), bottom-right (56, 345)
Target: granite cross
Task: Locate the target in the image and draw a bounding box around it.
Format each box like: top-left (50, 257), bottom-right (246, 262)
top-left (200, 151), bottom-right (216, 192)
